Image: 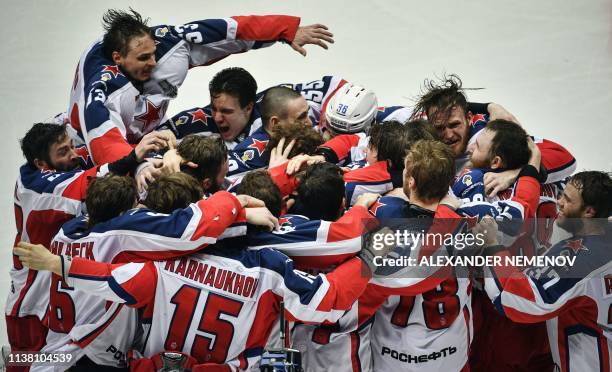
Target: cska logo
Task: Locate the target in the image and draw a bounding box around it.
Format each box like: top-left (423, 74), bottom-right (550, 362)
top-left (188, 109), bottom-right (209, 124)
top-left (102, 65), bottom-right (123, 79)
top-left (248, 138), bottom-right (269, 157)
top-left (564, 239), bottom-right (588, 254)
top-left (369, 200), bottom-right (386, 216)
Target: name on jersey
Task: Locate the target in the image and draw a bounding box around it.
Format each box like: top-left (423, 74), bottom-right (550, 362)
top-left (381, 345), bottom-right (457, 364)
top-left (164, 257), bottom-right (259, 299)
top-left (50, 240), bottom-right (94, 260)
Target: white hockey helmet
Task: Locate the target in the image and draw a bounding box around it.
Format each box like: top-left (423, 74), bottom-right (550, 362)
top-left (325, 84), bottom-right (378, 134)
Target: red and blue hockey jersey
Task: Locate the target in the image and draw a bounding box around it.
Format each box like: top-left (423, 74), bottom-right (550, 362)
top-left (38, 191), bottom-right (247, 369)
top-left (247, 205), bottom-right (375, 270)
top-left (58, 248), bottom-right (370, 371)
top-left (484, 234), bottom-right (612, 372)
top-left (68, 15), bottom-right (302, 164)
top-left (6, 163), bottom-right (109, 321)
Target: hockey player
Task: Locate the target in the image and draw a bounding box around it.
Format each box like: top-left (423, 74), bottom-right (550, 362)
top-left (341, 120), bottom-right (436, 204)
top-left (225, 86), bottom-right (323, 180)
top-left (68, 8), bottom-right (334, 164)
top-left (154, 72), bottom-right (338, 183)
top-left (451, 120), bottom-right (564, 371)
top-left (288, 140), bottom-right (464, 372)
top-left (235, 170), bottom-right (284, 218)
top-left (248, 162), bottom-right (379, 270)
top-left (411, 74), bottom-right (576, 181)
top-left (14, 218), bottom-right (377, 370)
top-left (476, 170), bottom-right (612, 372)
top-left (28, 172), bottom-right (277, 370)
top-left (6, 123), bottom-right (165, 363)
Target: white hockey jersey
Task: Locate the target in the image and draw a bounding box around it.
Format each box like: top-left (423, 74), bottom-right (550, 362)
top-left (60, 249), bottom-right (370, 371)
top-left (68, 15), bottom-right (302, 164)
top-left (35, 191), bottom-right (247, 371)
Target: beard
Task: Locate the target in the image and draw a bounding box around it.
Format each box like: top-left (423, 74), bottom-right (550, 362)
top-left (556, 213), bottom-right (584, 234)
top-left (468, 154), bottom-right (492, 170)
top-left (52, 159), bottom-right (80, 172)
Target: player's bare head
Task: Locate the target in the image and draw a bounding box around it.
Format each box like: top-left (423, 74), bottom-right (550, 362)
top-left (557, 171), bottom-right (612, 233)
top-left (266, 121), bottom-right (323, 159)
top-left (177, 135), bottom-right (228, 192)
top-left (403, 140), bottom-right (454, 202)
top-left (102, 9), bottom-right (155, 82)
top-left (209, 68), bottom-right (257, 140)
top-left (20, 123), bottom-right (79, 172)
top-left (469, 120), bottom-right (529, 170)
top-left (209, 67), bottom-right (257, 109)
top-left (413, 74), bottom-right (471, 157)
top-left (144, 173), bottom-right (204, 213)
top-left (102, 8), bottom-right (150, 58)
top-left (236, 170), bottom-right (282, 218)
top-left (86, 175), bottom-right (137, 227)
top-left (570, 172), bottom-right (612, 218)
top-left (293, 162), bottom-right (345, 221)
top-left (261, 87), bottom-right (310, 131)
top-left (368, 120), bottom-right (433, 171)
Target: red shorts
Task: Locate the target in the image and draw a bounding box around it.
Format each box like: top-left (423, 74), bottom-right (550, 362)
top-left (469, 290), bottom-right (554, 372)
top-left (5, 315), bottom-right (48, 372)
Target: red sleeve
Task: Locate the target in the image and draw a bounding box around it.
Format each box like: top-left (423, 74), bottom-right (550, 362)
top-left (328, 205), bottom-right (377, 241)
top-left (231, 15), bottom-right (300, 42)
top-left (88, 127), bottom-right (134, 165)
top-left (343, 161), bottom-right (389, 183)
top-left (511, 176), bottom-right (541, 219)
top-left (434, 204), bottom-right (462, 218)
top-left (319, 134), bottom-right (361, 163)
top-left (268, 162), bottom-right (299, 197)
top-left (315, 257), bottom-right (370, 311)
top-left (61, 166), bottom-right (103, 200)
top-left (68, 257), bottom-right (157, 308)
top-left (191, 191), bottom-right (246, 241)
top-left (536, 138), bottom-right (576, 183)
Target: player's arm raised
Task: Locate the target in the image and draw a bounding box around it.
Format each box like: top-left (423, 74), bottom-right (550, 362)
top-left (14, 242), bottom-right (156, 308)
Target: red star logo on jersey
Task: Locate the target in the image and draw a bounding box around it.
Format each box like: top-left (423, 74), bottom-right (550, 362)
top-left (377, 106), bottom-right (386, 112)
top-left (278, 216), bottom-right (291, 225)
top-left (135, 100), bottom-right (162, 127)
top-left (369, 200), bottom-right (386, 216)
top-left (464, 215), bottom-right (480, 229)
top-left (188, 109), bottom-right (209, 124)
top-left (248, 138), bottom-right (269, 157)
top-left (564, 239), bottom-right (588, 254)
top-left (102, 65), bottom-right (123, 78)
top-left (471, 113), bottom-right (486, 124)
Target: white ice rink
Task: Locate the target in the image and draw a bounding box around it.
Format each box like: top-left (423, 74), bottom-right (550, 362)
top-left (0, 0), bottom-right (611, 346)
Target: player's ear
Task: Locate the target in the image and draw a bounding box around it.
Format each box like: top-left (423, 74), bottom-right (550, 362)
top-left (267, 116), bottom-right (280, 132)
top-left (583, 205), bottom-right (597, 218)
top-left (244, 101), bottom-right (254, 114)
top-left (466, 110), bottom-right (473, 123)
top-left (111, 51), bottom-right (123, 65)
top-left (490, 155), bottom-right (503, 170)
top-left (407, 176), bottom-right (416, 190)
top-left (201, 178), bottom-right (212, 191)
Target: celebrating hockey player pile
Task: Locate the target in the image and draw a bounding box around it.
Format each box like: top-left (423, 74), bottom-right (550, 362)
top-left (6, 7), bottom-right (612, 372)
